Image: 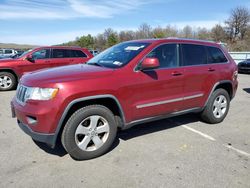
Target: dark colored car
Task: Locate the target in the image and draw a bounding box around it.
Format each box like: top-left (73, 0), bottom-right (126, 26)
top-left (11, 38), bottom-right (238, 160)
top-left (0, 46), bottom-right (93, 91)
top-left (238, 59), bottom-right (250, 73)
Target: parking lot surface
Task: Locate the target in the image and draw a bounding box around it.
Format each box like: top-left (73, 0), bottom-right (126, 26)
top-left (0, 74), bottom-right (249, 188)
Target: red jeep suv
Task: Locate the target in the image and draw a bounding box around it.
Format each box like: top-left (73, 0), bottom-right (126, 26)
top-left (11, 38), bottom-right (238, 160)
top-left (0, 46), bottom-right (93, 91)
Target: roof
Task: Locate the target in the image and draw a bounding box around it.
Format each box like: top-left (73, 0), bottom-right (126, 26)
top-left (128, 37), bottom-right (218, 46)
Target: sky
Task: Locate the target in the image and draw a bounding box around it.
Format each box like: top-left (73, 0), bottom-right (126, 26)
top-left (0, 0), bottom-right (249, 45)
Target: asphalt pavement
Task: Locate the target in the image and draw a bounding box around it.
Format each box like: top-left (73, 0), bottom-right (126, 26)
top-left (0, 74), bottom-right (249, 188)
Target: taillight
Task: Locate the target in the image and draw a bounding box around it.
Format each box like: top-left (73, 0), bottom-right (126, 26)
top-left (233, 70), bottom-right (238, 81)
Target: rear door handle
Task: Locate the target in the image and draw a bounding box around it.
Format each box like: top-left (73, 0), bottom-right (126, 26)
top-left (172, 71), bottom-right (182, 76)
top-left (208, 67), bottom-right (215, 72)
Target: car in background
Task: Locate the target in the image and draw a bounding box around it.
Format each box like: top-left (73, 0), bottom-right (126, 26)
top-left (89, 50), bottom-right (100, 56)
top-left (238, 59), bottom-right (250, 73)
top-left (0, 46), bottom-right (93, 91)
top-left (11, 50), bottom-right (26, 59)
top-left (0, 49), bottom-right (17, 58)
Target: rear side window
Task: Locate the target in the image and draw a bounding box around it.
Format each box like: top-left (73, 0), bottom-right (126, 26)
top-left (146, 44), bottom-right (178, 68)
top-left (181, 44), bottom-right (207, 66)
top-left (70, 50), bottom-right (87, 58)
top-left (207, 46), bottom-right (228, 64)
top-left (52, 49), bottom-right (70, 58)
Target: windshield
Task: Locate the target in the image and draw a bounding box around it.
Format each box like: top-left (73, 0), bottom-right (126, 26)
top-left (87, 42), bottom-right (150, 68)
top-left (18, 49), bottom-right (33, 58)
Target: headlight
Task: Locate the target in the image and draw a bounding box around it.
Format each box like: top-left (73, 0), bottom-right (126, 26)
top-left (25, 87), bottom-right (58, 101)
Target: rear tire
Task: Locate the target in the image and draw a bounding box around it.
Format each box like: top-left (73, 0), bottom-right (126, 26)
top-left (201, 89), bottom-right (230, 124)
top-left (0, 72), bottom-right (17, 91)
top-left (61, 105), bottom-right (117, 160)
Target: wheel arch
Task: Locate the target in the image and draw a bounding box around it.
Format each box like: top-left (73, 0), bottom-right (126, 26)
top-left (0, 68), bottom-right (19, 81)
top-left (52, 95), bottom-right (126, 147)
top-left (204, 80), bottom-right (233, 107)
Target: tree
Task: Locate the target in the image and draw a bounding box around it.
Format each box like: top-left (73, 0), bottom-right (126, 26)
top-left (76, 34), bottom-right (94, 48)
top-left (225, 7), bottom-right (250, 40)
top-left (211, 24), bottom-right (227, 42)
top-left (165, 25), bottom-right (178, 37)
top-left (181, 25), bottom-right (193, 38)
top-left (119, 30), bottom-right (135, 42)
top-left (152, 26), bottom-right (166, 38)
top-left (197, 27), bottom-right (211, 40)
top-left (107, 33), bottom-right (118, 47)
top-left (94, 34), bottom-right (106, 50)
top-left (136, 23), bottom-right (152, 39)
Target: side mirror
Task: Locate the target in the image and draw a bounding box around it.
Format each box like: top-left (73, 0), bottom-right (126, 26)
top-left (26, 54), bottom-right (34, 62)
top-left (140, 58), bottom-right (160, 71)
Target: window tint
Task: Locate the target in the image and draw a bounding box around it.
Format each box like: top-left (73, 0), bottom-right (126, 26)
top-left (0, 50), bottom-right (3, 54)
top-left (146, 44), bottom-right (178, 68)
top-left (32, 49), bottom-right (50, 59)
top-left (207, 46), bottom-right (227, 64)
top-left (70, 50), bottom-right (87, 58)
top-left (181, 44), bottom-right (207, 66)
top-left (52, 49), bottom-right (71, 58)
top-left (5, 50), bottom-right (13, 54)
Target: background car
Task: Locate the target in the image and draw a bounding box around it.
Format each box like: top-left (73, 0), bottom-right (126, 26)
top-left (0, 46), bottom-right (93, 91)
top-left (89, 50), bottom-right (100, 56)
top-left (0, 49), bottom-right (17, 58)
top-left (238, 59), bottom-right (250, 73)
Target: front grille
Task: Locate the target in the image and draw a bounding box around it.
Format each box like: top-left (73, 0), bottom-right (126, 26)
top-left (16, 85), bottom-right (28, 104)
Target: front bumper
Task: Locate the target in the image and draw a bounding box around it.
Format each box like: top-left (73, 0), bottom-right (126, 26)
top-left (238, 66), bottom-right (250, 73)
top-left (11, 97), bottom-right (62, 148)
top-left (18, 120), bottom-right (56, 147)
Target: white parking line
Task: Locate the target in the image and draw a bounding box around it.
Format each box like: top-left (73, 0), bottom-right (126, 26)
top-left (182, 125), bottom-right (216, 141)
top-left (181, 125), bottom-right (250, 158)
top-left (224, 144), bottom-right (250, 157)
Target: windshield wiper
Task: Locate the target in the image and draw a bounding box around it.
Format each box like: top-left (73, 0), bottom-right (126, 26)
top-left (87, 62), bottom-right (103, 67)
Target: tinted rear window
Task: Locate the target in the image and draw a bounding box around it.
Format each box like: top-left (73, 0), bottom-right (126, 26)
top-left (70, 50), bottom-right (87, 58)
top-left (52, 49), bottom-right (70, 58)
top-left (207, 46), bottom-right (228, 64)
top-left (181, 44), bottom-right (207, 66)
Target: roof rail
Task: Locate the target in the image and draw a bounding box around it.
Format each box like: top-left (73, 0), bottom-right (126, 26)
top-left (166, 37), bottom-right (216, 43)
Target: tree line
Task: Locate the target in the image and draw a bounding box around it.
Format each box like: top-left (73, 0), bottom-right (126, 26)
top-left (61, 6), bottom-right (250, 52)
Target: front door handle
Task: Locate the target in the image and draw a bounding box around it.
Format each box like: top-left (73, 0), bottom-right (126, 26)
top-left (208, 67), bottom-right (215, 72)
top-left (172, 71), bottom-right (182, 76)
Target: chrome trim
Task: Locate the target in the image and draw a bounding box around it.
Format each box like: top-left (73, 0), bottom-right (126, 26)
top-left (123, 107), bottom-right (202, 130)
top-left (183, 93), bottom-right (204, 100)
top-left (136, 93), bottom-right (204, 109)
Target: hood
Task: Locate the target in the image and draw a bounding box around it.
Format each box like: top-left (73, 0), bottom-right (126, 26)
top-left (0, 58), bottom-right (19, 63)
top-left (21, 64), bottom-right (115, 85)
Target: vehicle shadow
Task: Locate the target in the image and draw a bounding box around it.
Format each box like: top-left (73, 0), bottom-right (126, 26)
top-left (243, 88), bottom-right (250, 94)
top-left (33, 113), bottom-right (200, 158)
top-left (33, 139), bottom-right (67, 157)
top-left (33, 133), bottom-right (121, 158)
top-left (118, 113), bottom-right (200, 141)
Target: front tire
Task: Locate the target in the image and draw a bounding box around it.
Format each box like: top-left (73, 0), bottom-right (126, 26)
top-left (61, 105), bottom-right (117, 160)
top-left (201, 89), bottom-right (230, 124)
top-left (0, 72), bottom-right (17, 91)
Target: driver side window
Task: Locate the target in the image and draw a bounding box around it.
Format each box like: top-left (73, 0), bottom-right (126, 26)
top-left (32, 49), bottom-right (50, 60)
top-left (146, 44), bottom-right (178, 68)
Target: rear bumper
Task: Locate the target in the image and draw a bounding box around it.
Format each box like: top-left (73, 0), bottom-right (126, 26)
top-left (18, 120), bottom-right (56, 147)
